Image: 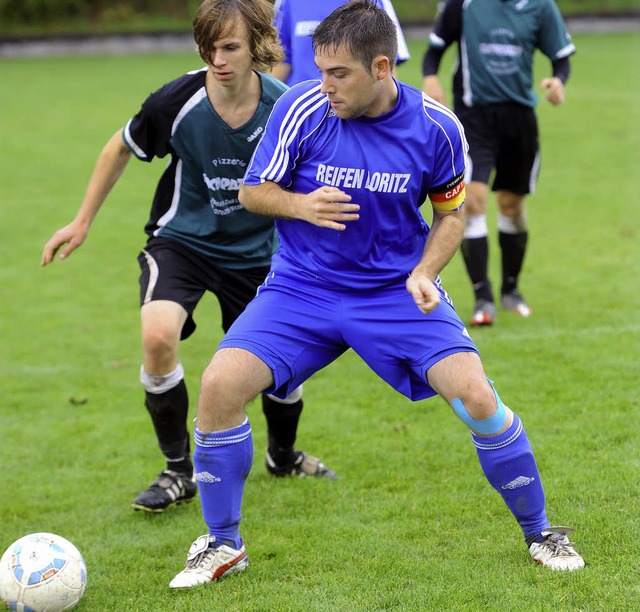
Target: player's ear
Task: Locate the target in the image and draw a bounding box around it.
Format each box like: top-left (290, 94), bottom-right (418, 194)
top-left (372, 55), bottom-right (391, 81)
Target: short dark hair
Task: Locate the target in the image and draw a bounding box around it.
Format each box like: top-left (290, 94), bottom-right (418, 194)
top-left (312, 0), bottom-right (398, 72)
top-left (193, 0), bottom-right (284, 70)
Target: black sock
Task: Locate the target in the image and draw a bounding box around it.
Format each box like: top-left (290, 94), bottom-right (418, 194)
top-left (499, 230), bottom-right (528, 295)
top-left (144, 379), bottom-right (192, 476)
top-left (262, 394), bottom-right (303, 466)
top-left (461, 237), bottom-right (493, 301)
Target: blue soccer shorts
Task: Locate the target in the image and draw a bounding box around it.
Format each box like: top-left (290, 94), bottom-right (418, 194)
top-left (218, 268), bottom-right (479, 402)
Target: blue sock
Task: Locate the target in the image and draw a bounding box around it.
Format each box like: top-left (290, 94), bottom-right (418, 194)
top-left (472, 413), bottom-right (549, 540)
top-left (194, 418), bottom-right (253, 550)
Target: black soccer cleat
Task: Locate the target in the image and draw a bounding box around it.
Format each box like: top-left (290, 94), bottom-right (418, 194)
top-left (132, 469), bottom-right (197, 513)
top-left (265, 450), bottom-right (338, 479)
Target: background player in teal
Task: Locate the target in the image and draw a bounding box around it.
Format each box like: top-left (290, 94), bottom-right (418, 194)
top-left (271, 0), bottom-right (410, 85)
top-left (41, 0), bottom-right (336, 515)
top-left (170, 1), bottom-right (583, 589)
top-left (422, 0), bottom-right (576, 326)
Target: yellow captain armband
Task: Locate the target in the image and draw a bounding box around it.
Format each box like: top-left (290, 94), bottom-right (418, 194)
top-left (431, 187), bottom-right (465, 211)
top-left (429, 176), bottom-right (466, 212)
top-left (429, 184), bottom-right (466, 212)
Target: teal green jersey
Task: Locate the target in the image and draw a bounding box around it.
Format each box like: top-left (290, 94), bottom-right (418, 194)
top-left (428, 0), bottom-right (575, 108)
top-left (123, 69), bottom-right (288, 268)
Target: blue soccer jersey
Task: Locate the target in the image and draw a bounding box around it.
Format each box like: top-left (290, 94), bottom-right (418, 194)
top-left (243, 80), bottom-right (467, 290)
top-left (274, 0), bottom-right (410, 86)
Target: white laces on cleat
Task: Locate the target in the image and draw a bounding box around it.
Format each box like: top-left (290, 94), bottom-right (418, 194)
top-left (529, 526), bottom-right (585, 571)
top-left (169, 534), bottom-right (248, 589)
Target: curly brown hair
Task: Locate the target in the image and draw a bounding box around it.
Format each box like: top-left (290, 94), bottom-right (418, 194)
top-left (193, 0), bottom-right (284, 71)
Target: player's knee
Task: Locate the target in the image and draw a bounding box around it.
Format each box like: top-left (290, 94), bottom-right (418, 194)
top-left (452, 382), bottom-right (507, 435)
top-left (462, 182), bottom-right (488, 215)
top-left (267, 384), bottom-right (303, 404)
top-left (142, 325), bottom-right (178, 364)
top-left (200, 360), bottom-right (223, 394)
top-left (496, 192), bottom-right (526, 218)
top-left (201, 350), bottom-right (247, 396)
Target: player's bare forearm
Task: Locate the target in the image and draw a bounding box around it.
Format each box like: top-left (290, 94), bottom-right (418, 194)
top-left (239, 181), bottom-right (296, 217)
top-left (76, 130), bottom-right (132, 223)
top-left (406, 209), bottom-right (464, 314)
top-left (40, 130), bottom-right (131, 266)
top-left (239, 181), bottom-right (360, 230)
top-left (414, 209), bottom-right (464, 280)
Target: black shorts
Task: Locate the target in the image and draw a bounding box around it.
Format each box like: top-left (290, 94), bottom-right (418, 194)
top-left (455, 103), bottom-right (539, 195)
top-left (137, 237), bottom-right (271, 340)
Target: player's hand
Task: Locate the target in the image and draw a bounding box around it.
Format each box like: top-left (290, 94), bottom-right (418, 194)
top-left (540, 77), bottom-right (565, 106)
top-left (40, 221), bottom-right (89, 266)
top-left (300, 186), bottom-right (360, 231)
top-left (406, 272), bottom-right (441, 315)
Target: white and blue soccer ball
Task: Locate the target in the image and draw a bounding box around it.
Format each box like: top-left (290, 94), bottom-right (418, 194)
top-left (0, 532), bottom-right (87, 612)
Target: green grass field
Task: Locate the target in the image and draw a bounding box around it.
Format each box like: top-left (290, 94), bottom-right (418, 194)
top-left (1, 31), bottom-right (639, 611)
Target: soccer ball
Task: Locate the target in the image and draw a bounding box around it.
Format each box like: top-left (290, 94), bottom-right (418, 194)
top-left (0, 532), bottom-right (87, 612)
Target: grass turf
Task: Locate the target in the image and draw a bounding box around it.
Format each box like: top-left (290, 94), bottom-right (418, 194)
top-left (1, 31), bottom-right (639, 610)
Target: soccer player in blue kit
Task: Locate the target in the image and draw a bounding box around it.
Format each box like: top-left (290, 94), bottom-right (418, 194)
top-left (170, 1), bottom-right (584, 588)
top-left (271, 0), bottom-right (410, 85)
top-left (41, 0), bottom-right (336, 515)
